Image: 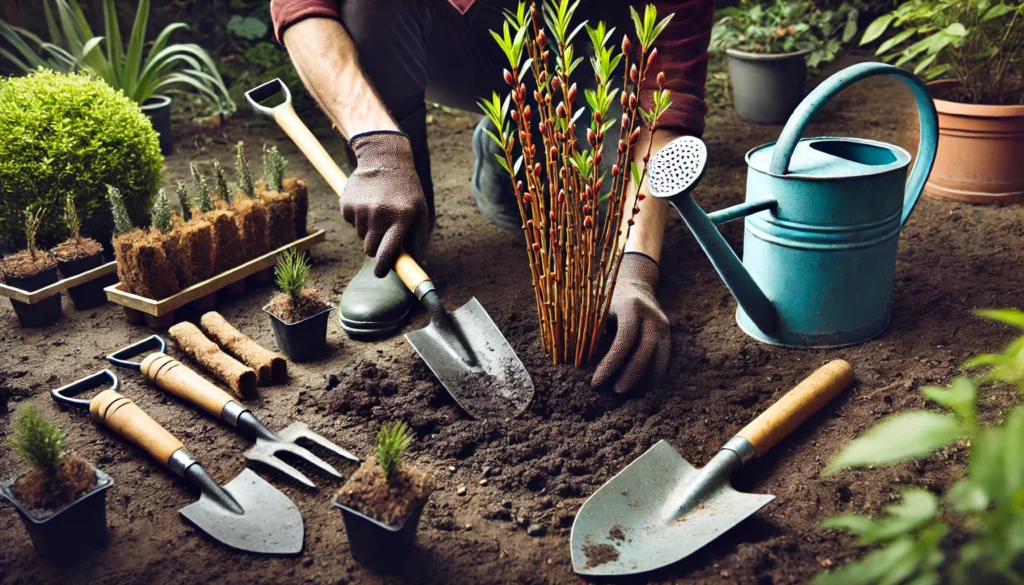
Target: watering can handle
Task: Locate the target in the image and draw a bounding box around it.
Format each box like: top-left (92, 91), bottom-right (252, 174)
top-left (768, 62), bottom-right (939, 228)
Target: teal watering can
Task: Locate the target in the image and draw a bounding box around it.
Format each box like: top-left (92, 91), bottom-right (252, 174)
top-left (648, 63), bottom-right (939, 347)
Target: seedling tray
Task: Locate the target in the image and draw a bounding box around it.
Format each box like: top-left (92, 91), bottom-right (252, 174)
top-left (105, 229), bottom-right (326, 318)
top-left (0, 261), bottom-right (117, 304)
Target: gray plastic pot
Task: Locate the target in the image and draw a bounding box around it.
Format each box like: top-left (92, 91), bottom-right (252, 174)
top-left (726, 48), bottom-right (811, 125)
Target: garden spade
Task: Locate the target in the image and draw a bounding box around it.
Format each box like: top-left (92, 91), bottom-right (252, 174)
top-left (246, 78), bottom-right (534, 420)
top-left (108, 335), bottom-right (358, 488)
top-left (50, 371), bottom-right (303, 554)
top-left (570, 360), bottom-right (855, 576)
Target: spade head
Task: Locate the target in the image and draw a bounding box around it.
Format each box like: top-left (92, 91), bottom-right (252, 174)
top-left (179, 469), bottom-right (304, 555)
top-left (570, 440), bottom-right (774, 576)
top-left (405, 297), bottom-right (533, 420)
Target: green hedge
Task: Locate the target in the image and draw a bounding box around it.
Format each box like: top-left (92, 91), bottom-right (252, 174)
top-left (0, 69), bottom-right (162, 250)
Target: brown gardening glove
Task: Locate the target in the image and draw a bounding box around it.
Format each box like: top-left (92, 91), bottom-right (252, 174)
top-left (592, 252), bottom-right (671, 394)
top-left (343, 131), bottom-right (431, 277)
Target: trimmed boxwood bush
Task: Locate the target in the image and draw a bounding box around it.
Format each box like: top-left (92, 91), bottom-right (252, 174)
top-left (0, 69), bottom-right (163, 251)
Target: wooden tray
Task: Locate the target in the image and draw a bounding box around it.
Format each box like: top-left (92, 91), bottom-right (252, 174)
top-left (0, 261), bottom-right (117, 304)
top-left (104, 229), bottom-right (327, 317)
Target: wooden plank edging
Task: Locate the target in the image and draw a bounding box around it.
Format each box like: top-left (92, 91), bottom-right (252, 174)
top-left (0, 261), bottom-right (117, 304)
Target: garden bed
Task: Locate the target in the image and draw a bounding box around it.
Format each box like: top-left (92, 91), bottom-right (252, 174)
top-left (2, 55), bottom-right (1024, 584)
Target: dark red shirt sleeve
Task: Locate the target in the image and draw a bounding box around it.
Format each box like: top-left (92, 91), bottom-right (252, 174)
top-left (645, 0), bottom-right (714, 138)
top-left (271, 0), bottom-right (341, 44)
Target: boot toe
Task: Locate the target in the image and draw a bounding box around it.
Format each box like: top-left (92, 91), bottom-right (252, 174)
top-left (339, 257), bottom-right (413, 340)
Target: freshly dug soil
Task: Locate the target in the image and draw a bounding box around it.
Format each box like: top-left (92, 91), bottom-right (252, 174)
top-left (168, 321), bottom-right (257, 397)
top-left (112, 229), bottom-right (180, 299)
top-left (233, 196), bottom-right (271, 261)
top-left (11, 455), bottom-right (96, 512)
top-left (267, 290), bottom-right (332, 324)
top-left (0, 249), bottom-right (56, 280)
top-left (51, 238), bottom-right (102, 263)
top-left (337, 457), bottom-right (434, 527)
top-left (200, 311), bottom-right (287, 385)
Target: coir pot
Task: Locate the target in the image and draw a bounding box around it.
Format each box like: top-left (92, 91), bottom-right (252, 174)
top-left (264, 304), bottom-right (335, 362)
top-left (141, 95), bottom-right (173, 155)
top-left (0, 466), bottom-right (113, 564)
top-left (726, 48), bottom-right (811, 125)
top-left (6, 265), bottom-right (62, 327)
top-left (57, 252), bottom-right (112, 310)
top-left (332, 495), bottom-right (425, 572)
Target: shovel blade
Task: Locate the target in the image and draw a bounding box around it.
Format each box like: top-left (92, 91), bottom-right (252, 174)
top-left (179, 469), bottom-right (304, 555)
top-left (405, 298), bottom-right (533, 420)
top-left (570, 440), bottom-right (773, 576)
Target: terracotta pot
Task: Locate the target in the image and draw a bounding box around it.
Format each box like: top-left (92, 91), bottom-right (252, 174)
top-left (925, 80), bottom-right (1024, 203)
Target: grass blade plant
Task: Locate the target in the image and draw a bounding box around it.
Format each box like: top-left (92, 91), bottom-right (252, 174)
top-left (480, 1), bottom-right (673, 366)
top-left (275, 248), bottom-right (309, 304)
top-left (376, 422), bottom-right (414, 482)
top-left (11, 405), bottom-right (65, 473)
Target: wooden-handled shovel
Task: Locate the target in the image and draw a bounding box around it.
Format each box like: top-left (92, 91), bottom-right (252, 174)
top-left (245, 79), bottom-right (534, 420)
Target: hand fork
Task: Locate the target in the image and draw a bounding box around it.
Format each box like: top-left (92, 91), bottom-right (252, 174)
top-left (107, 335), bottom-right (358, 488)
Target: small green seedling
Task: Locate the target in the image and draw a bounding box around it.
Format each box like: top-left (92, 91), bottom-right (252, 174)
top-left (263, 145), bottom-right (287, 192)
top-left (23, 207), bottom-right (45, 260)
top-left (213, 159), bottom-right (231, 204)
top-left (109, 185), bottom-right (133, 237)
top-left (236, 141), bottom-right (255, 198)
top-left (63, 193), bottom-right (81, 245)
top-left (190, 163), bottom-right (213, 213)
top-left (275, 248), bottom-right (309, 303)
top-left (151, 188), bottom-right (173, 234)
top-left (175, 180), bottom-right (192, 221)
top-left (12, 405), bottom-right (65, 473)
top-left (376, 422), bottom-right (414, 482)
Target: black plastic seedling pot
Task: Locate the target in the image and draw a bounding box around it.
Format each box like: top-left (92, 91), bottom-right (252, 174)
top-left (332, 495), bottom-right (425, 572)
top-left (141, 95), bottom-right (173, 155)
top-left (57, 253), bottom-right (111, 310)
top-left (265, 305), bottom-right (334, 362)
top-left (0, 466), bottom-right (113, 564)
top-left (6, 266), bottom-right (62, 327)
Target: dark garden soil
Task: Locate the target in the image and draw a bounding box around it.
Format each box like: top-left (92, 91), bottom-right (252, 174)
top-left (3, 53), bottom-right (1024, 584)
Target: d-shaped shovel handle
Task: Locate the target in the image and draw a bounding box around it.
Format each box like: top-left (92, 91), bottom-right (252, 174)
top-left (138, 352), bottom-right (240, 423)
top-left (735, 360), bottom-right (854, 458)
top-left (90, 390), bottom-right (185, 469)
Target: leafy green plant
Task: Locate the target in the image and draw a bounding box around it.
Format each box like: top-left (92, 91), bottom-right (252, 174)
top-left (236, 142), bottom-right (255, 199)
top-left (11, 405), bottom-right (65, 472)
top-left (109, 185), bottom-right (134, 237)
top-left (212, 159), bottom-right (231, 204)
top-left (190, 163), bottom-right (213, 213)
top-left (711, 0), bottom-right (860, 67)
top-left (23, 207), bottom-right (45, 260)
top-left (151, 188), bottom-right (173, 234)
top-left (0, 0), bottom-right (234, 114)
top-left (63, 193), bottom-right (81, 245)
top-left (227, 14), bottom-right (268, 40)
top-left (815, 309), bottom-right (1024, 585)
top-left (860, 0), bottom-right (1024, 105)
top-left (262, 145), bottom-right (287, 192)
top-left (175, 180), bottom-right (191, 222)
top-left (376, 422), bottom-right (414, 482)
top-left (275, 248), bottom-right (309, 303)
top-left (0, 70), bottom-right (161, 249)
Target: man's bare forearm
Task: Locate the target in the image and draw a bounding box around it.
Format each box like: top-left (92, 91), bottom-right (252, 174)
top-left (282, 18), bottom-right (398, 138)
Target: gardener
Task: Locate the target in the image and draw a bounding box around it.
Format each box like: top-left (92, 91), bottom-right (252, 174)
top-left (270, 0), bottom-right (713, 393)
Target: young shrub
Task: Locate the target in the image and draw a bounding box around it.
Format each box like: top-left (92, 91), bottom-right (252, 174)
top-left (151, 189), bottom-right (173, 234)
top-left (263, 145), bottom-right (288, 192)
top-left (236, 141), bottom-right (255, 199)
top-left (109, 186), bottom-right (134, 237)
top-left (10, 404), bottom-right (97, 511)
top-left (0, 70), bottom-right (161, 249)
top-left (376, 422), bottom-right (415, 482)
top-left (275, 248), bottom-right (309, 303)
top-left (63, 193), bottom-right (81, 246)
top-left (23, 207), bottom-right (44, 261)
top-left (11, 404), bottom-right (65, 473)
top-left (191, 163), bottom-right (214, 213)
top-left (51, 193), bottom-right (103, 263)
top-left (212, 159), bottom-right (232, 204)
top-left (175, 180), bottom-right (192, 222)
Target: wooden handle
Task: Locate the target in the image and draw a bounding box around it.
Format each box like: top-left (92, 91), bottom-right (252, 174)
top-left (736, 359), bottom-right (854, 457)
top-left (274, 103), bottom-right (348, 196)
top-left (140, 353), bottom-right (238, 419)
top-left (90, 390), bottom-right (184, 466)
top-left (393, 251), bottom-right (431, 293)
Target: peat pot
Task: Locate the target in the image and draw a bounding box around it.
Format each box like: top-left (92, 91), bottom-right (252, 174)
top-left (726, 48), bottom-right (810, 125)
top-left (6, 266), bottom-right (62, 327)
top-left (265, 305), bottom-right (335, 362)
top-left (141, 95), bottom-right (173, 155)
top-left (924, 80), bottom-right (1024, 203)
top-left (0, 466), bottom-right (113, 564)
top-left (332, 495), bottom-right (425, 572)
top-left (57, 252), bottom-right (111, 310)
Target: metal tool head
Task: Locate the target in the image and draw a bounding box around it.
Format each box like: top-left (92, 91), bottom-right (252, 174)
top-left (179, 468), bottom-right (304, 555)
top-left (405, 297), bottom-right (534, 420)
top-left (276, 421), bottom-right (361, 463)
top-left (107, 335), bottom-right (166, 371)
top-left (51, 370), bottom-right (120, 409)
top-left (237, 412), bottom-right (355, 488)
top-left (245, 78), bottom-right (291, 120)
top-left (648, 136), bottom-right (709, 200)
top-left (570, 440), bottom-right (774, 576)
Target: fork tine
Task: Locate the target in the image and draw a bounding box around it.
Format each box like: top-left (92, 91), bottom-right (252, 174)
top-left (274, 441), bottom-right (344, 479)
top-left (278, 422), bottom-right (360, 462)
top-left (244, 445), bottom-right (317, 488)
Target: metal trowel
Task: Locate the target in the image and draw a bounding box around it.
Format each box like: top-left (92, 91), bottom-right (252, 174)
top-left (52, 371), bottom-right (304, 554)
top-left (246, 79), bottom-right (534, 419)
top-left (571, 360), bottom-right (854, 576)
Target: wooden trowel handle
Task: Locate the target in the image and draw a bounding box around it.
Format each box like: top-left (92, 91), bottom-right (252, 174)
top-left (736, 360), bottom-right (854, 458)
top-left (140, 353), bottom-right (237, 420)
top-left (90, 390), bottom-right (184, 467)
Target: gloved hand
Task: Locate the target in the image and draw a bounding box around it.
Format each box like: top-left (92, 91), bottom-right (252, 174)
top-left (592, 252), bottom-right (671, 393)
top-left (343, 131), bottom-right (431, 277)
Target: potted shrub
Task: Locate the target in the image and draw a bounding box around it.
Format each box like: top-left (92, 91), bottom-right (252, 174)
top-left (861, 0), bottom-right (1024, 203)
top-left (710, 0), bottom-right (860, 124)
top-left (0, 208), bottom-right (62, 327)
top-left (51, 194), bottom-right (109, 310)
top-left (264, 248), bottom-right (333, 361)
top-left (0, 405), bottom-right (113, 563)
top-left (332, 422), bottom-right (433, 572)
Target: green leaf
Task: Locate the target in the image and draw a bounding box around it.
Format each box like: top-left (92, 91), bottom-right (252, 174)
top-left (821, 514), bottom-right (876, 535)
top-left (811, 538), bottom-right (917, 585)
top-left (922, 377), bottom-right (977, 426)
top-left (975, 308), bottom-right (1024, 329)
top-left (227, 15), bottom-right (268, 40)
top-left (877, 28), bottom-right (917, 55)
top-left (842, 19), bottom-right (858, 44)
top-left (494, 154), bottom-right (511, 175)
top-left (825, 411), bottom-right (965, 473)
top-left (861, 14), bottom-right (895, 45)
top-left (983, 4), bottom-right (1017, 21)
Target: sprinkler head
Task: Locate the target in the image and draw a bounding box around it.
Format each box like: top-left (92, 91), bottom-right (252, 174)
top-left (647, 136), bottom-right (709, 200)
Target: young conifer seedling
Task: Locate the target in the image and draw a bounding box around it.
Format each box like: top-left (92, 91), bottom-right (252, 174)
top-left (275, 248), bottom-right (309, 304)
top-left (12, 404), bottom-right (65, 473)
top-left (236, 141), bottom-right (255, 198)
top-left (175, 180), bottom-right (192, 221)
top-left (151, 188), bottom-right (173, 234)
top-left (263, 145), bottom-right (287, 192)
top-left (376, 422), bottom-right (414, 482)
top-left (109, 185), bottom-right (134, 237)
top-left (190, 163), bottom-right (214, 213)
top-left (23, 207), bottom-right (44, 261)
top-left (212, 159), bottom-right (231, 204)
top-left (63, 193), bottom-right (81, 245)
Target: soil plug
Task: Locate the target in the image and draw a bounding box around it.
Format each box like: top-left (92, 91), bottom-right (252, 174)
top-left (168, 321), bottom-right (257, 397)
top-left (200, 311), bottom-right (287, 385)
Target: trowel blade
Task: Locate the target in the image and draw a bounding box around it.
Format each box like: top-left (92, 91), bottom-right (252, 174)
top-left (179, 469), bottom-right (304, 555)
top-left (570, 440), bottom-right (774, 576)
top-left (405, 297), bottom-right (533, 420)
